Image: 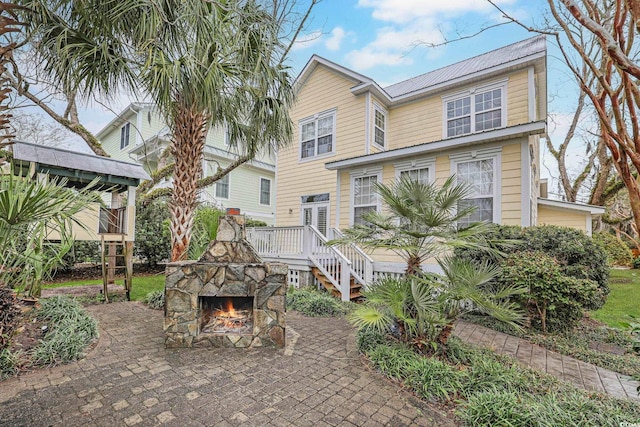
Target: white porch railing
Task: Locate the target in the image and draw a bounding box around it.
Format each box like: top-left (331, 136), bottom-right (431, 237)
top-left (329, 228), bottom-right (374, 287)
top-left (247, 226), bottom-right (362, 301)
top-left (246, 226), bottom-right (305, 258)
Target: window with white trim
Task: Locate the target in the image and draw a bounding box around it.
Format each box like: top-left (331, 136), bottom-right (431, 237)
top-left (120, 123), bottom-right (131, 149)
top-left (300, 110), bottom-right (335, 159)
top-left (400, 167), bottom-right (430, 184)
top-left (259, 178), bottom-right (271, 205)
top-left (445, 83), bottom-right (505, 138)
top-left (373, 107), bottom-right (386, 148)
top-left (456, 158), bottom-right (495, 227)
top-left (353, 175), bottom-right (378, 225)
top-left (215, 174), bottom-right (229, 199)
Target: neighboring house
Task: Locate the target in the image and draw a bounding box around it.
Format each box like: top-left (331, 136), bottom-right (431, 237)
top-left (248, 35), bottom-right (604, 300)
top-left (96, 104), bottom-right (276, 225)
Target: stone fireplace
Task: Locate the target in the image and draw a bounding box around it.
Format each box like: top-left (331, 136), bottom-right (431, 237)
top-left (163, 215), bottom-right (286, 348)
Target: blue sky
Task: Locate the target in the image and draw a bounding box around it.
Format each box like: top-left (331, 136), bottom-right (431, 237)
top-left (51, 0), bottom-right (587, 191)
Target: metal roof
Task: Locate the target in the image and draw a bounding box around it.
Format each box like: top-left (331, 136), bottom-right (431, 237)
top-left (383, 36), bottom-right (546, 98)
top-left (12, 141), bottom-right (150, 187)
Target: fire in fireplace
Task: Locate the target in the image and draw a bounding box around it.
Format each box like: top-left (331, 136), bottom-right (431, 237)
top-left (200, 297), bottom-right (253, 335)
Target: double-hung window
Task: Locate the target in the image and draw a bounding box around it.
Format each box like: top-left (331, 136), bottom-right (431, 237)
top-left (259, 178), bottom-right (271, 205)
top-left (373, 106), bottom-right (386, 148)
top-left (215, 174), bottom-right (229, 199)
top-left (120, 123), bottom-right (131, 149)
top-left (400, 167), bottom-right (430, 184)
top-left (455, 156), bottom-right (497, 227)
top-left (445, 82), bottom-right (505, 138)
top-left (300, 110), bottom-right (335, 159)
top-left (351, 169), bottom-right (381, 226)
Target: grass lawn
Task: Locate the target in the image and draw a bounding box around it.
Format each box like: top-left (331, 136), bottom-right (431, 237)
top-left (591, 268), bottom-right (640, 328)
top-left (43, 274), bottom-right (165, 302)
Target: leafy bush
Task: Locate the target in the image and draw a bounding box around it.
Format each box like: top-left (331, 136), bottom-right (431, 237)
top-left (246, 218), bottom-right (267, 227)
top-left (363, 337), bottom-right (640, 425)
top-left (633, 257), bottom-right (640, 269)
top-left (144, 290), bottom-right (165, 310)
top-left (59, 240), bottom-right (101, 271)
top-left (286, 287), bottom-right (350, 317)
top-left (355, 327), bottom-right (387, 354)
top-left (0, 285), bottom-right (20, 350)
top-left (500, 251), bottom-right (600, 332)
top-left (456, 225), bottom-right (610, 309)
top-left (135, 199), bottom-right (171, 266)
top-left (31, 296), bottom-right (98, 366)
top-left (593, 231), bottom-right (633, 266)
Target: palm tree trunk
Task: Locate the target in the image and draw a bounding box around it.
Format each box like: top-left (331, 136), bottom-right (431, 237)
top-left (169, 104), bottom-right (209, 261)
top-left (405, 255), bottom-right (421, 276)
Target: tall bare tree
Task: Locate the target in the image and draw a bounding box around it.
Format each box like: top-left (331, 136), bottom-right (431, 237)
top-left (489, 0), bottom-right (640, 234)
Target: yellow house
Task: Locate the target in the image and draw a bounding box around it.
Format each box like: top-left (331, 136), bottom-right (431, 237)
top-left (248, 36), bottom-right (604, 300)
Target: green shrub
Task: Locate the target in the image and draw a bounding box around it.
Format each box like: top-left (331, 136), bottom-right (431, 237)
top-left (144, 290), bottom-right (165, 310)
top-left (633, 257), bottom-right (640, 269)
top-left (246, 218), bottom-right (267, 227)
top-left (286, 287), bottom-right (350, 317)
top-left (31, 296), bottom-right (98, 366)
top-left (456, 225), bottom-right (610, 309)
top-left (59, 240), bottom-right (101, 270)
top-left (355, 328), bottom-right (387, 354)
top-left (501, 251), bottom-right (600, 332)
top-left (135, 199), bottom-right (171, 266)
top-left (593, 231), bottom-right (633, 266)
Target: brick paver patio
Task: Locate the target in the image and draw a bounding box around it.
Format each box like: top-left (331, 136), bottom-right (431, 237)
top-left (0, 302), bottom-right (454, 427)
top-left (455, 320), bottom-right (640, 401)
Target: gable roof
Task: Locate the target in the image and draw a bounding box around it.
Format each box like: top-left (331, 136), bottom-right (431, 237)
top-left (95, 102), bottom-right (155, 140)
top-left (383, 36), bottom-right (546, 98)
top-left (299, 36), bottom-right (546, 107)
top-left (12, 141), bottom-right (150, 190)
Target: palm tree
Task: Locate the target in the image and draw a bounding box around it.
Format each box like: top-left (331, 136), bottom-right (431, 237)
top-left (332, 175), bottom-right (499, 275)
top-left (0, 171), bottom-right (99, 297)
top-left (20, 0), bottom-right (295, 261)
top-left (350, 257), bottom-right (525, 351)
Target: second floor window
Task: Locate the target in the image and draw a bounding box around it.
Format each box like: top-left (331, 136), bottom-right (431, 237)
top-left (120, 123), bottom-right (130, 149)
top-left (373, 107), bottom-right (386, 148)
top-left (445, 85), bottom-right (504, 138)
top-left (216, 174), bottom-right (229, 199)
top-left (300, 111), bottom-right (335, 159)
top-left (260, 178), bottom-right (271, 205)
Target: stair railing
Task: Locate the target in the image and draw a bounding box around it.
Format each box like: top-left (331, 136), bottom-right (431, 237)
top-left (329, 228), bottom-right (374, 288)
top-left (306, 226), bottom-right (352, 302)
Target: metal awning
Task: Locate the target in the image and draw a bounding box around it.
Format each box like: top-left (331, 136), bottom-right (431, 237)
top-left (11, 141), bottom-right (150, 191)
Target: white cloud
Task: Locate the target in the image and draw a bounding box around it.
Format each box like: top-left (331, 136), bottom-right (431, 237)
top-left (357, 0), bottom-right (516, 24)
top-left (325, 27), bottom-right (346, 51)
top-left (345, 23), bottom-right (442, 70)
top-left (291, 30), bottom-right (323, 51)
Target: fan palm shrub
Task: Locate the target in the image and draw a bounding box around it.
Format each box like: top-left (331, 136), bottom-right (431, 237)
top-left (0, 171), bottom-right (98, 297)
top-left (334, 175), bottom-right (524, 351)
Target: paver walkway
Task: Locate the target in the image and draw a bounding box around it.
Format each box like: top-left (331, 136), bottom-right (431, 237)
top-left (0, 303), bottom-right (454, 427)
top-left (455, 321), bottom-right (640, 401)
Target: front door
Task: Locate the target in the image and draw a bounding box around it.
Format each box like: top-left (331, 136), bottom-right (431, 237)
top-left (302, 202), bottom-right (329, 237)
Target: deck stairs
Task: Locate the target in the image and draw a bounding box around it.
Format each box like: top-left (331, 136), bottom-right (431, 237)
top-left (247, 225), bottom-right (373, 302)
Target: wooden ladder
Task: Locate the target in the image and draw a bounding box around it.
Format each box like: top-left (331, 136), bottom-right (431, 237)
top-left (311, 267), bottom-right (363, 301)
top-left (100, 235), bottom-right (132, 302)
